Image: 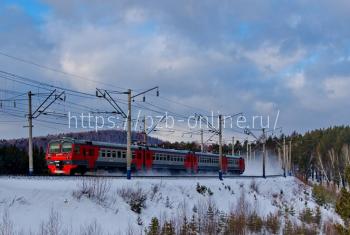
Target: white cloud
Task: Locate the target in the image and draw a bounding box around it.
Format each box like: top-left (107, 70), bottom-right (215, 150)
top-left (244, 43), bottom-right (305, 76)
top-left (324, 77), bottom-right (350, 99)
top-left (254, 101), bottom-right (275, 114)
top-left (286, 72), bottom-right (305, 91)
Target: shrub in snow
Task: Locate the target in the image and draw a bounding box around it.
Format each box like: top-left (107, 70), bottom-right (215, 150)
top-left (192, 205), bottom-right (198, 214)
top-left (264, 213), bottom-right (280, 235)
top-left (79, 220), bottom-right (103, 235)
top-left (207, 188), bottom-right (213, 196)
top-left (312, 184), bottom-right (335, 207)
top-left (0, 209), bottom-right (15, 235)
top-left (117, 186), bottom-right (147, 214)
top-left (224, 213), bottom-right (246, 235)
top-left (165, 196), bottom-right (172, 209)
top-left (283, 220), bottom-right (319, 235)
top-left (161, 221), bottom-right (175, 235)
top-left (146, 217), bottom-right (160, 235)
top-left (72, 178), bottom-right (111, 205)
top-left (137, 216), bottom-right (143, 226)
top-left (149, 183), bottom-right (160, 201)
top-left (246, 211), bottom-right (263, 234)
top-left (299, 207), bottom-right (312, 224)
top-left (196, 183), bottom-right (207, 195)
top-left (323, 220), bottom-right (339, 235)
top-left (283, 205), bottom-right (295, 217)
top-left (249, 179), bottom-right (259, 194)
top-left (37, 208), bottom-right (67, 235)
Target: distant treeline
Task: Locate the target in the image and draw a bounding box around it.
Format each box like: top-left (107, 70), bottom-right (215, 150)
top-left (0, 145), bottom-right (47, 175)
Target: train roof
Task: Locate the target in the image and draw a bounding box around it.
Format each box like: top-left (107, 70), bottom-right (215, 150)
top-left (49, 138), bottom-right (242, 158)
top-left (148, 147), bottom-right (190, 154)
top-left (49, 138), bottom-right (189, 153)
top-left (195, 152), bottom-right (242, 158)
top-left (49, 138), bottom-right (138, 149)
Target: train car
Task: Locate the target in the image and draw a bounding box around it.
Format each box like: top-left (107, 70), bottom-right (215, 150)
top-left (195, 152), bottom-right (245, 174)
top-left (46, 137), bottom-right (244, 175)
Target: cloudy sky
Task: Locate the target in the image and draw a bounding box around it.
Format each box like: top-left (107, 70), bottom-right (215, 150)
top-left (0, 0), bottom-right (349, 141)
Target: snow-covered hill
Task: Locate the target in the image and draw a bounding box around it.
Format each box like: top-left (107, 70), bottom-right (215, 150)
top-left (0, 176), bottom-right (341, 234)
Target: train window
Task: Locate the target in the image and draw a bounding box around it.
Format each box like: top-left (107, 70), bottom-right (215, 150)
top-left (117, 151), bottom-right (121, 158)
top-left (74, 146), bottom-right (80, 154)
top-left (101, 150), bottom-right (106, 158)
top-left (106, 150), bottom-right (111, 158)
top-left (112, 151), bottom-right (116, 158)
top-left (122, 152), bottom-right (126, 158)
top-left (49, 142), bottom-right (60, 153)
top-left (61, 142), bottom-right (72, 153)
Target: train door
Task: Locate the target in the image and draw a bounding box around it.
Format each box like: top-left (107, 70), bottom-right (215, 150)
top-left (184, 153), bottom-right (192, 172)
top-left (192, 153), bottom-right (198, 173)
top-left (144, 148), bottom-right (153, 171)
top-left (222, 156), bottom-right (228, 173)
top-left (239, 157), bottom-right (245, 174)
top-left (134, 148), bottom-right (144, 171)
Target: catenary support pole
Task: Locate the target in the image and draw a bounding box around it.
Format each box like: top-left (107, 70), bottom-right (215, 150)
top-left (28, 91), bottom-right (33, 175)
top-left (283, 136), bottom-right (286, 177)
top-left (232, 136), bottom-right (235, 156)
top-left (200, 129), bottom-right (204, 152)
top-left (262, 128), bottom-right (266, 178)
top-left (218, 115), bottom-right (223, 180)
top-left (143, 115), bottom-right (147, 145)
top-left (127, 89), bottom-right (132, 180)
top-left (289, 140), bottom-right (292, 175)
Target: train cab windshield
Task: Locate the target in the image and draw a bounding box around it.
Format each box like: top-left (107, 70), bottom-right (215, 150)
top-left (49, 142), bottom-right (60, 153)
top-left (62, 142), bottom-right (73, 153)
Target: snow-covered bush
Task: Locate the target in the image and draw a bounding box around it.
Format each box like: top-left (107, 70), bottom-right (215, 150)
top-left (37, 208), bottom-right (67, 235)
top-left (264, 213), bottom-right (280, 234)
top-left (118, 186), bottom-right (147, 214)
top-left (72, 178), bottom-right (111, 205)
top-left (79, 220), bottom-right (103, 235)
top-left (250, 179), bottom-right (259, 194)
top-left (0, 209), bottom-right (15, 235)
top-left (247, 211), bottom-right (263, 233)
top-left (312, 184), bottom-right (336, 207)
top-left (196, 183), bottom-right (207, 195)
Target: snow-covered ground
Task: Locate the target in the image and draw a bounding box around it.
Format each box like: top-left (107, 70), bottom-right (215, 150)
top-left (0, 176), bottom-right (341, 234)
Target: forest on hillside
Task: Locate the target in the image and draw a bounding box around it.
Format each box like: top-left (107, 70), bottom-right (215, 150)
top-left (162, 126), bottom-right (350, 185)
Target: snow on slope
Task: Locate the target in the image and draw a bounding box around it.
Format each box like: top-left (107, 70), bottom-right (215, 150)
top-left (0, 176), bottom-right (341, 234)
